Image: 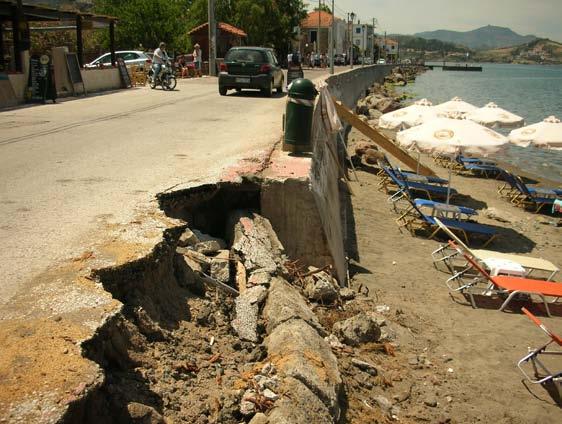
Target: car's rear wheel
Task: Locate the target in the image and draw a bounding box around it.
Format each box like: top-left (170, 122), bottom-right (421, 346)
top-left (262, 80), bottom-right (273, 97)
top-left (276, 77), bottom-right (284, 94)
top-left (219, 86), bottom-right (228, 96)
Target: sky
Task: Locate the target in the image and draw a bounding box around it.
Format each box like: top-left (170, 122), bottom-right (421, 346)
top-left (311, 0), bottom-right (562, 42)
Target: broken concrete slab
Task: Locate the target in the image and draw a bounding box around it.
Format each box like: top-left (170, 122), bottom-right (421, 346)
top-left (210, 250), bottom-right (230, 283)
top-left (266, 376), bottom-right (333, 424)
top-left (248, 269), bottom-right (273, 287)
top-left (178, 228), bottom-right (199, 247)
top-left (194, 240), bottom-right (225, 255)
top-left (263, 277), bottom-right (324, 335)
top-left (232, 286), bottom-right (267, 342)
top-left (236, 261), bottom-right (247, 292)
top-left (228, 210), bottom-right (285, 274)
top-left (332, 313), bottom-right (382, 346)
top-left (176, 249), bottom-right (211, 274)
top-left (266, 319), bottom-right (342, 417)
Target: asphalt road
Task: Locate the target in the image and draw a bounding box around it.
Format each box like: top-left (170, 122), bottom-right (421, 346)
top-left (0, 71), bottom-right (331, 305)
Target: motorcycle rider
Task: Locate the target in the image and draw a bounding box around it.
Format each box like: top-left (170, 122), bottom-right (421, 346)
top-left (152, 42), bottom-right (169, 82)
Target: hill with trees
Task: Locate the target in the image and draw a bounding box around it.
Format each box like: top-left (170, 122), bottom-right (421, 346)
top-left (474, 38), bottom-right (562, 64)
top-left (415, 25), bottom-right (537, 50)
top-left (389, 35), bottom-right (470, 53)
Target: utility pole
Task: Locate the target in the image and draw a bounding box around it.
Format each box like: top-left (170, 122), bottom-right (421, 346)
top-left (317, 0), bottom-right (321, 57)
top-left (350, 12), bottom-right (355, 69)
top-left (347, 13), bottom-right (349, 66)
top-left (372, 18), bottom-right (375, 62)
top-left (208, 0), bottom-right (217, 76)
top-left (13, 0), bottom-right (24, 72)
top-left (384, 31), bottom-right (387, 62)
top-left (329, 0), bottom-right (334, 74)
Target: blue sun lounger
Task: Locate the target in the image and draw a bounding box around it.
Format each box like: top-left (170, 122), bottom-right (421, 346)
top-left (381, 167), bottom-right (458, 202)
top-left (397, 168), bottom-right (449, 185)
top-left (498, 171), bottom-right (561, 213)
top-left (454, 156), bottom-right (503, 178)
top-left (396, 197), bottom-right (498, 247)
top-left (498, 171), bottom-right (562, 198)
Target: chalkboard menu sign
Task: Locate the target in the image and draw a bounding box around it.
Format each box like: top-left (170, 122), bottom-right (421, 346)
top-left (27, 55), bottom-right (56, 103)
top-left (117, 58), bottom-right (132, 89)
top-left (65, 53), bottom-right (83, 84)
top-left (65, 53), bottom-right (86, 96)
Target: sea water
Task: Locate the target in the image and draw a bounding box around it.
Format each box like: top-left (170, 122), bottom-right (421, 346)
top-left (401, 63), bottom-right (562, 183)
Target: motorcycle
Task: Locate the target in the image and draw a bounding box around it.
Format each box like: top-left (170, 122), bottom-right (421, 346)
top-left (148, 60), bottom-right (177, 90)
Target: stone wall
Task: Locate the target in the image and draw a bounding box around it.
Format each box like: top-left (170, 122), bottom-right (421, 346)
top-left (309, 65), bottom-right (393, 283)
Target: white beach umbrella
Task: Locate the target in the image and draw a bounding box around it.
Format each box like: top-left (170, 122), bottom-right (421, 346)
top-left (508, 116), bottom-right (562, 150)
top-left (466, 102), bottom-right (525, 129)
top-left (396, 117), bottom-right (508, 202)
top-left (434, 96), bottom-right (478, 116)
top-left (378, 98), bottom-right (438, 130)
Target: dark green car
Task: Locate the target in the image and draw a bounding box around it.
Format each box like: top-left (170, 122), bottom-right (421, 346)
top-left (218, 47), bottom-right (284, 97)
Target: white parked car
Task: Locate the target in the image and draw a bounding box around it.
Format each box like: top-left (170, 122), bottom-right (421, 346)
top-left (377, 58), bottom-right (386, 65)
top-left (85, 50), bottom-right (150, 69)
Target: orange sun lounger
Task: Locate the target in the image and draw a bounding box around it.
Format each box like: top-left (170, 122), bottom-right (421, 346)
top-left (518, 307), bottom-right (562, 394)
top-left (449, 241), bottom-right (562, 316)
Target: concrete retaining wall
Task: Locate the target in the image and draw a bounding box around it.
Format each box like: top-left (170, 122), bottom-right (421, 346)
top-left (309, 65), bottom-right (392, 283)
top-left (82, 68), bottom-right (122, 93)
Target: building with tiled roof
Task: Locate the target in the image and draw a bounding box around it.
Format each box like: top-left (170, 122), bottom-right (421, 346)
top-left (297, 11), bottom-right (348, 56)
top-left (188, 21), bottom-right (247, 62)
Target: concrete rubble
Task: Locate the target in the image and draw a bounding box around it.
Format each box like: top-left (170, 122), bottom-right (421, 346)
top-left (332, 312), bottom-right (382, 346)
top-left (303, 267), bottom-right (339, 303)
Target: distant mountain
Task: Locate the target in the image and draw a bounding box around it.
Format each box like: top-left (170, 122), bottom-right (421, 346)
top-left (474, 38), bottom-right (562, 64)
top-left (415, 25), bottom-right (537, 50)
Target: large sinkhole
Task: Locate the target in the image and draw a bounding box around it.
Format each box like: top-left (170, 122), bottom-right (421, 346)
top-left (71, 179), bottom-right (277, 424)
top-left (158, 179), bottom-right (263, 242)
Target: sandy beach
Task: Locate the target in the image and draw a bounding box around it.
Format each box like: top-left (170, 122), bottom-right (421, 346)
top-left (344, 125), bottom-right (561, 422)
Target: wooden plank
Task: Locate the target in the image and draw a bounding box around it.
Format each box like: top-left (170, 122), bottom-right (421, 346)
top-left (332, 99), bottom-right (437, 176)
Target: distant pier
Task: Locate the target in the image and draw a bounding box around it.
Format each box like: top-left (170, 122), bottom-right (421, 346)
top-left (426, 64), bottom-right (483, 72)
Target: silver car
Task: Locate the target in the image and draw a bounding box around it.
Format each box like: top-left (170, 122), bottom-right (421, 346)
top-left (85, 50), bottom-right (149, 70)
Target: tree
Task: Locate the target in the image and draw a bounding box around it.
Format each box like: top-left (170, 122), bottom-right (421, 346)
top-left (95, 0), bottom-right (191, 51)
top-left (313, 3), bottom-right (331, 14)
top-left (94, 0), bottom-right (307, 58)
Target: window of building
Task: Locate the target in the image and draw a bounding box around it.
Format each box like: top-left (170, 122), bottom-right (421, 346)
top-left (355, 27), bottom-right (361, 34)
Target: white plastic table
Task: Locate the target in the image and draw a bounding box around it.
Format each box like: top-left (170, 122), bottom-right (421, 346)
top-left (483, 258), bottom-right (526, 277)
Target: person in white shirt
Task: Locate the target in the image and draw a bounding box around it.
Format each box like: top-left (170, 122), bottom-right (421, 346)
top-left (152, 42), bottom-right (169, 81)
top-left (193, 43), bottom-right (202, 77)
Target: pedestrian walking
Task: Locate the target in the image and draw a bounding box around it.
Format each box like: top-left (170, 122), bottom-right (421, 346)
top-left (193, 44), bottom-right (202, 77)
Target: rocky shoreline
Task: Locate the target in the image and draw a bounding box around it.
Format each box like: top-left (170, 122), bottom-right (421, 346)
top-left (355, 66), bottom-right (425, 126)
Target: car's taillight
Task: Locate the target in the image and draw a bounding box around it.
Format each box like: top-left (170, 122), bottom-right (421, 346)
top-left (220, 62), bottom-right (228, 72)
top-left (259, 64), bottom-right (272, 73)
top-left (146, 59), bottom-right (152, 64)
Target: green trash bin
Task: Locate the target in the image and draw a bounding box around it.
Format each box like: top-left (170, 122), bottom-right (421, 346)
top-left (283, 78), bottom-right (318, 153)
